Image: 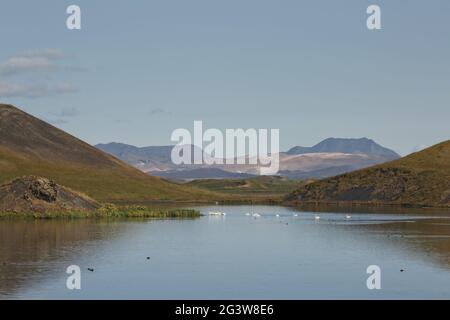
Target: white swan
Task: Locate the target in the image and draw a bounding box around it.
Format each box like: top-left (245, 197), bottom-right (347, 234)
top-left (293, 213), bottom-right (299, 217)
top-left (209, 211), bottom-right (226, 216)
top-left (346, 215), bottom-right (352, 219)
top-left (315, 215), bottom-right (321, 220)
top-left (252, 213), bottom-right (261, 218)
top-left (275, 214), bottom-right (280, 217)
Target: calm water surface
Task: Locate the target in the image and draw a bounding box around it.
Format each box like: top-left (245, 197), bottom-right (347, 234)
top-left (1, 205), bottom-right (450, 299)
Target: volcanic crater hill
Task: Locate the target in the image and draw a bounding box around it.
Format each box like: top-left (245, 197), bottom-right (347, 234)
top-left (0, 104), bottom-right (219, 202)
top-left (285, 141), bottom-right (450, 207)
top-left (0, 176), bottom-right (99, 213)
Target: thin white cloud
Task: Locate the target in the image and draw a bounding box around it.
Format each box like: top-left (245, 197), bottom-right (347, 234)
top-left (0, 49), bottom-right (64, 76)
top-left (0, 49), bottom-right (80, 99)
top-left (0, 81), bottom-right (77, 98)
top-left (0, 56), bottom-right (55, 75)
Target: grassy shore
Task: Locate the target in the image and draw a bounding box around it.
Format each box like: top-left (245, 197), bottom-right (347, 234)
top-left (0, 204), bottom-right (201, 219)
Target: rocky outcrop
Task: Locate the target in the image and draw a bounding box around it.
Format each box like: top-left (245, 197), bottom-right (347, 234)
top-left (0, 176), bottom-right (100, 214)
top-left (24, 177), bottom-right (58, 202)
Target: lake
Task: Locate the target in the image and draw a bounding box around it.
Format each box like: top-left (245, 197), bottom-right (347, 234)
top-left (1, 205), bottom-right (450, 299)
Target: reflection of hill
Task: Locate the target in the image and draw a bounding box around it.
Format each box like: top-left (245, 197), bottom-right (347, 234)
top-left (0, 220), bottom-right (129, 298)
top-left (295, 205), bottom-right (450, 269)
top-left (358, 216), bottom-right (450, 269)
top-left (295, 205), bottom-right (450, 268)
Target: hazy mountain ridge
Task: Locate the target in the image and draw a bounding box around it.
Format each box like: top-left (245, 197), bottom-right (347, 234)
top-left (96, 142), bottom-right (204, 172)
top-left (152, 168), bottom-right (255, 181)
top-left (96, 138), bottom-right (400, 180)
top-left (95, 143), bottom-right (173, 164)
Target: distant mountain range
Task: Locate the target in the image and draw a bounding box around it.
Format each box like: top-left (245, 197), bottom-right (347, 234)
top-left (95, 143), bottom-right (176, 172)
top-left (2, 104), bottom-right (446, 210)
top-left (284, 141), bottom-right (450, 207)
top-left (96, 138), bottom-right (400, 181)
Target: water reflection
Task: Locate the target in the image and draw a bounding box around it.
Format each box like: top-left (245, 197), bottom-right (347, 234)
top-left (0, 220), bottom-right (129, 297)
top-left (1, 206), bottom-right (450, 299)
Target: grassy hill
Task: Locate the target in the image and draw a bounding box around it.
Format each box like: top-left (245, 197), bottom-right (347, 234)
top-left (187, 176), bottom-right (305, 200)
top-left (0, 104), bottom-right (221, 203)
top-left (285, 141), bottom-right (450, 207)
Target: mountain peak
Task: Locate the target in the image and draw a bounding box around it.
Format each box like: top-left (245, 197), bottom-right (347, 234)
top-left (287, 137), bottom-right (400, 159)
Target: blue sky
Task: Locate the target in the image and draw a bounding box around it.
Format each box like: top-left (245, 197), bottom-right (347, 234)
top-left (0, 0), bottom-right (449, 155)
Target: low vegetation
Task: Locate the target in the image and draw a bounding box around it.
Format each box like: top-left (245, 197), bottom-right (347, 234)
top-left (0, 204), bottom-right (201, 220)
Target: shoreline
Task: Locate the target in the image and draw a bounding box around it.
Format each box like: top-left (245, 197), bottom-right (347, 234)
top-left (0, 206), bottom-right (201, 220)
top-left (2, 200), bottom-right (450, 220)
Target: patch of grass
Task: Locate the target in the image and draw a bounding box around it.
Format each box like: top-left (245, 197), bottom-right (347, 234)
top-left (0, 204), bottom-right (201, 220)
top-left (95, 204), bottom-right (201, 218)
top-left (187, 176), bottom-right (302, 199)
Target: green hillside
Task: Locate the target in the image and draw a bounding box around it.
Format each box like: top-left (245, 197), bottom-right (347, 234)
top-left (0, 104), bottom-right (221, 202)
top-left (285, 141), bottom-right (450, 207)
top-left (187, 176), bottom-right (305, 200)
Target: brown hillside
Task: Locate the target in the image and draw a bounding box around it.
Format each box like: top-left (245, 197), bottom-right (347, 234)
top-left (0, 104), bottom-right (218, 202)
top-left (285, 141), bottom-right (450, 207)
